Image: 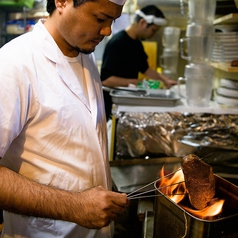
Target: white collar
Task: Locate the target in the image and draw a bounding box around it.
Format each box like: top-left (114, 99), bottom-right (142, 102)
top-left (109, 0), bottom-right (126, 5)
top-left (135, 9), bottom-right (167, 26)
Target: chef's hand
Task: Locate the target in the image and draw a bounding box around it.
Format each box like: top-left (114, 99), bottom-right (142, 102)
top-left (159, 74), bottom-right (177, 89)
top-left (72, 185), bottom-right (129, 229)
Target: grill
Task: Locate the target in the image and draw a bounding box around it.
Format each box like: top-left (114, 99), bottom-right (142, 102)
top-left (110, 157), bottom-right (238, 237)
top-left (153, 175), bottom-right (238, 238)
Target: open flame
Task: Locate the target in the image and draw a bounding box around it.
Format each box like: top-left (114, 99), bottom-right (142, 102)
top-left (181, 198), bottom-right (225, 220)
top-left (158, 167), bottom-right (186, 203)
top-left (157, 166), bottom-right (225, 219)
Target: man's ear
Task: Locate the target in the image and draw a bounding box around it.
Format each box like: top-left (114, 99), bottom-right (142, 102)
top-left (55, 0), bottom-right (67, 13)
top-left (139, 18), bottom-right (148, 28)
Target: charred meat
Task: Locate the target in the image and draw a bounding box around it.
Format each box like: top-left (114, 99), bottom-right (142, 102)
top-left (181, 154), bottom-right (215, 210)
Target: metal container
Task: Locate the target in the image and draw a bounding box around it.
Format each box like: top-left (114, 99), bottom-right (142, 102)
top-left (110, 89), bottom-right (180, 107)
top-left (154, 175), bottom-right (238, 238)
top-left (110, 157), bottom-right (181, 194)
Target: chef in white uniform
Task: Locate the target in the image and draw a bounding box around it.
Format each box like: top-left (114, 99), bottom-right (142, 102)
top-left (0, 0), bottom-right (129, 237)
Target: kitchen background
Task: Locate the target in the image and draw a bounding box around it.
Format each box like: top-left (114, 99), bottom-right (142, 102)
top-left (1, 0), bottom-right (238, 164)
top-left (1, 1), bottom-right (238, 237)
top-left (1, 0), bottom-right (238, 84)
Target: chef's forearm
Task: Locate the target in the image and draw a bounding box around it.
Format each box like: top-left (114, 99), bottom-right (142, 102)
top-left (0, 165), bottom-right (129, 229)
top-left (144, 68), bottom-right (177, 88)
top-left (0, 165), bottom-right (78, 222)
top-left (144, 68), bottom-right (163, 81)
top-left (102, 76), bottom-right (140, 87)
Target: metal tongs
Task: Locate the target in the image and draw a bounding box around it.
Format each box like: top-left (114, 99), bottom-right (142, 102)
top-left (126, 168), bottom-right (186, 200)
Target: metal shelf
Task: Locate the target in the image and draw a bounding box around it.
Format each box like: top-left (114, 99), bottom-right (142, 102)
top-left (213, 13), bottom-right (238, 25)
top-left (0, 1), bottom-right (47, 47)
top-left (211, 62), bottom-right (238, 72)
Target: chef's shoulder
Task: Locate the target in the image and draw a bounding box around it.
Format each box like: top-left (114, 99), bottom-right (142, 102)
top-left (0, 33), bottom-right (34, 64)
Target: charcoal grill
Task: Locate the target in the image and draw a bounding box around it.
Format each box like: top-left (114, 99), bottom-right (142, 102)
top-left (153, 175), bottom-right (238, 238)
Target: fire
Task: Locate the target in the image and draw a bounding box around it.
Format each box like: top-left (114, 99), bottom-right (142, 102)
top-left (157, 166), bottom-right (224, 219)
top-left (158, 167), bottom-right (186, 203)
top-left (181, 198), bottom-right (225, 220)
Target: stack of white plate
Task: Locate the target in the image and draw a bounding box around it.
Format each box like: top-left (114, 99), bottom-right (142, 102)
top-left (215, 78), bottom-right (238, 106)
top-left (212, 32), bottom-right (238, 62)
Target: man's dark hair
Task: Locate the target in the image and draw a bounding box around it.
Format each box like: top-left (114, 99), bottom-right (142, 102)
top-left (135, 5), bottom-right (165, 24)
top-left (46, 0), bottom-right (96, 15)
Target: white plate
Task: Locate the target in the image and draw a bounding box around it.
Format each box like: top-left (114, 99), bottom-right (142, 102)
top-left (220, 78), bottom-right (238, 89)
top-left (214, 33), bottom-right (238, 42)
top-left (216, 94), bottom-right (238, 106)
top-left (215, 32), bottom-right (238, 37)
top-left (212, 56), bottom-right (238, 62)
top-left (217, 87), bottom-right (238, 98)
top-left (212, 51), bottom-right (238, 56)
top-left (214, 41), bottom-right (238, 48)
top-left (212, 53), bottom-right (238, 62)
top-left (213, 47), bottom-right (238, 53)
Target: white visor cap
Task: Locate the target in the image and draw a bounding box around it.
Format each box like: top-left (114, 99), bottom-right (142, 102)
top-left (135, 9), bottom-right (167, 26)
top-left (109, 0), bottom-right (127, 5)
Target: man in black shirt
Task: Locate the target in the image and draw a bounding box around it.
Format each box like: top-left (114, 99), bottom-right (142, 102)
top-left (101, 5), bottom-right (177, 120)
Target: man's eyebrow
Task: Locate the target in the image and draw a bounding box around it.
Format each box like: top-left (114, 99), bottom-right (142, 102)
top-left (100, 12), bottom-right (120, 19)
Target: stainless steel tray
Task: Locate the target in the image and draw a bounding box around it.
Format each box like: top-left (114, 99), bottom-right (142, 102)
top-left (110, 157), bottom-right (181, 193)
top-left (110, 89), bottom-right (180, 107)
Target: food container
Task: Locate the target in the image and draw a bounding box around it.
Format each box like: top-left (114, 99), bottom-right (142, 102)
top-left (110, 89), bottom-right (180, 107)
top-left (154, 175), bottom-right (238, 237)
top-left (6, 19), bottom-right (35, 34)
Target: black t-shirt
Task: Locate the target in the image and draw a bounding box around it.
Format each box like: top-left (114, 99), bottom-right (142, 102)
top-left (101, 30), bottom-right (149, 120)
top-left (101, 30), bottom-right (148, 80)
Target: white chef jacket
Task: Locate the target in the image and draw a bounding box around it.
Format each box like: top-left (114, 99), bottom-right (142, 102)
top-left (0, 19), bottom-right (112, 237)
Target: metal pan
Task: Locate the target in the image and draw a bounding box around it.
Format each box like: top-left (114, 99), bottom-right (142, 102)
top-left (110, 89), bottom-right (180, 107)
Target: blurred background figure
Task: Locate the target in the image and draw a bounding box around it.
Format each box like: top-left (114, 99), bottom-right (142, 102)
top-left (101, 5), bottom-right (177, 120)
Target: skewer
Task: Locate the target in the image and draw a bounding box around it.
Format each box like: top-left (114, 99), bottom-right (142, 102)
top-left (128, 193), bottom-right (188, 200)
top-left (200, 152), bottom-right (214, 160)
top-left (127, 188), bottom-right (157, 199)
top-left (127, 181), bottom-right (185, 199)
top-left (126, 167), bottom-right (182, 198)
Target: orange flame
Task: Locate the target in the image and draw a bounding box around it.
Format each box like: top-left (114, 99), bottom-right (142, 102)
top-left (180, 198), bottom-right (225, 220)
top-left (157, 166), bottom-right (224, 219)
top-left (158, 167), bottom-right (186, 203)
